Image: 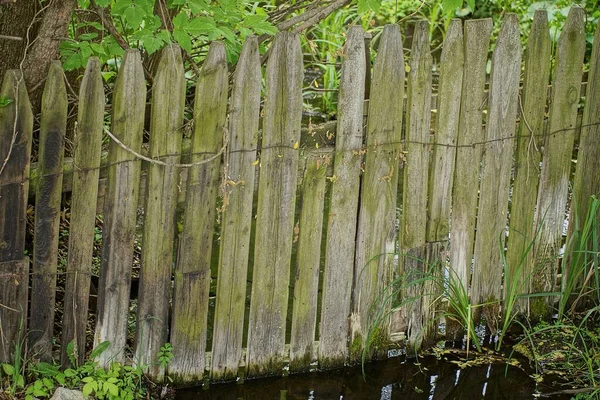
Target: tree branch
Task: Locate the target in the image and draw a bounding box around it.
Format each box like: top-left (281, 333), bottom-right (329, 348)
top-left (89, 0), bottom-right (129, 51)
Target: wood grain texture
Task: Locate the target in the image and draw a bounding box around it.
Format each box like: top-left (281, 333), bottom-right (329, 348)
top-left (94, 50), bottom-right (146, 366)
top-left (504, 11), bottom-right (550, 315)
top-left (471, 14), bottom-right (522, 329)
top-left (426, 19), bottom-right (463, 243)
top-left (351, 24), bottom-right (404, 357)
top-left (169, 42), bottom-right (227, 383)
top-left (289, 156), bottom-right (327, 372)
top-left (318, 26), bottom-right (365, 368)
top-left (401, 21), bottom-right (432, 352)
top-left (448, 18), bottom-right (492, 296)
top-left (135, 44), bottom-right (185, 379)
top-left (61, 58), bottom-right (105, 367)
top-left (28, 61), bottom-right (67, 361)
top-left (246, 31), bottom-right (303, 377)
top-left (210, 37), bottom-right (261, 382)
top-left (0, 70), bottom-right (32, 363)
top-left (532, 7), bottom-right (586, 320)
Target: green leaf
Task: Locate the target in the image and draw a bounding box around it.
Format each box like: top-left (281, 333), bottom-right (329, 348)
top-left (90, 42), bottom-right (105, 55)
top-left (142, 35), bottom-right (164, 55)
top-left (2, 363), bottom-right (15, 376)
top-left (96, 0), bottom-right (110, 6)
top-left (82, 381), bottom-right (95, 397)
top-left (186, 16), bottom-right (216, 34)
top-left (173, 29), bottom-right (192, 53)
top-left (79, 32), bottom-right (98, 41)
top-left (105, 381), bottom-right (119, 397)
top-left (442, 0), bottom-right (463, 13)
top-left (123, 4), bottom-right (145, 30)
top-left (357, 0), bottom-right (381, 14)
top-left (90, 341), bottom-right (111, 360)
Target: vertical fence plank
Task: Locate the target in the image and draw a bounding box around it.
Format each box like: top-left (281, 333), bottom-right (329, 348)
top-left (401, 21), bottom-right (433, 353)
top-left (169, 42), bottom-right (227, 383)
top-left (505, 11), bottom-right (550, 315)
top-left (471, 14), bottom-right (522, 329)
top-left (0, 70), bottom-right (33, 362)
top-left (136, 44), bottom-right (185, 379)
top-left (448, 19), bottom-right (492, 327)
top-left (289, 156), bottom-right (327, 372)
top-left (318, 26), bottom-right (365, 368)
top-left (532, 7), bottom-right (586, 320)
top-left (426, 19), bottom-right (463, 243)
top-left (351, 24), bottom-right (403, 356)
top-left (61, 58), bottom-right (105, 366)
top-left (29, 61), bottom-right (67, 361)
top-left (210, 37), bottom-right (261, 382)
top-left (94, 50), bottom-right (146, 365)
top-left (246, 31), bottom-right (303, 377)
top-left (566, 19), bottom-right (600, 292)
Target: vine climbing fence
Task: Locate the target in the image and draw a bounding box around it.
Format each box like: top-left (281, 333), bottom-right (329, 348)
top-left (0, 8), bottom-right (599, 385)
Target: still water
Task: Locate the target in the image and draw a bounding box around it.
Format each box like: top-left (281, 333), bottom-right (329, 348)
top-left (175, 355), bottom-right (568, 399)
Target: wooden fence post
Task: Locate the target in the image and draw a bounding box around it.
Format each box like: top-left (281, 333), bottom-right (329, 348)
top-left (471, 14), bottom-right (522, 330)
top-left (0, 70), bottom-right (33, 362)
top-left (401, 21), bottom-right (433, 354)
top-left (210, 37), bottom-right (261, 382)
top-left (61, 57), bottom-right (105, 366)
top-left (532, 7), bottom-right (586, 321)
top-left (504, 11), bottom-right (550, 315)
top-left (136, 44), bottom-right (185, 379)
top-left (94, 49), bottom-right (146, 366)
top-left (246, 31), bottom-right (303, 377)
top-left (169, 42), bottom-right (227, 383)
top-left (318, 26), bottom-right (365, 368)
top-left (289, 155), bottom-right (327, 372)
top-left (351, 24), bottom-right (403, 357)
top-left (29, 61), bottom-right (67, 361)
top-left (448, 18), bottom-right (492, 339)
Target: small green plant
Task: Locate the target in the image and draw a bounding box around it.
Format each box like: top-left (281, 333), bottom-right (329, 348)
top-left (157, 343), bottom-right (174, 370)
top-left (0, 95), bottom-right (14, 107)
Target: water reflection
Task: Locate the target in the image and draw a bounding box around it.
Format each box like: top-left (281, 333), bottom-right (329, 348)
top-left (175, 356), bottom-right (567, 399)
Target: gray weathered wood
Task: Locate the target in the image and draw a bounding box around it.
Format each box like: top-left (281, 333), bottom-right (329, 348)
top-left (0, 70), bottom-right (32, 363)
top-left (565, 19), bottom-right (600, 294)
top-left (400, 21), bottom-right (433, 353)
top-left (471, 14), bottom-right (522, 330)
top-left (61, 57), bottom-right (105, 367)
top-left (532, 7), bottom-right (586, 320)
top-left (169, 42), bottom-right (227, 383)
top-left (448, 18), bottom-right (493, 301)
top-left (318, 26), bottom-right (365, 368)
top-left (29, 61), bottom-right (67, 361)
top-left (211, 36), bottom-right (261, 381)
top-left (289, 156), bottom-right (327, 372)
top-left (94, 50), bottom-right (146, 366)
top-left (351, 24), bottom-right (404, 357)
top-left (426, 19), bottom-right (463, 242)
top-left (210, 37), bottom-right (261, 382)
top-left (246, 31), bottom-right (303, 377)
top-left (504, 11), bottom-right (550, 315)
top-left (136, 44), bottom-right (185, 379)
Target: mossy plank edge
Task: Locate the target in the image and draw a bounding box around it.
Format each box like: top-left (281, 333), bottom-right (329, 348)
top-left (29, 62), bottom-right (67, 361)
top-left (426, 19), bottom-right (463, 242)
top-left (289, 156), bottom-right (327, 372)
top-left (0, 70), bottom-right (33, 262)
top-left (448, 19), bottom-right (492, 291)
top-left (61, 58), bottom-right (105, 367)
top-left (351, 24), bottom-right (404, 355)
top-left (246, 31), bottom-right (303, 377)
top-left (504, 11), bottom-right (550, 315)
top-left (566, 19), bottom-right (600, 293)
top-left (135, 44), bottom-right (186, 379)
top-left (318, 26), bottom-right (365, 368)
top-left (169, 43), bottom-right (228, 383)
top-left (94, 50), bottom-right (146, 366)
top-left (532, 7), bottom-right (586, 320)
top-left (210, 37), bottom-right (261, 382)
top-left (471, 14), bottom-right (522, 329)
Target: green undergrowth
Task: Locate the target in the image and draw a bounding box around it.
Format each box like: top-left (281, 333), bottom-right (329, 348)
top-left (0, 340), bottom-right (174, 400)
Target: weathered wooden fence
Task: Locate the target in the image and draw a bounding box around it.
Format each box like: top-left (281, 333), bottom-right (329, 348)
top-left (1, 8), bottom-right (599, 384)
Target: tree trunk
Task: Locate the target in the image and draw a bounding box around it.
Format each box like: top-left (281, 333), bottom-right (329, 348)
top-left (0, 0), bottom-right (39, 80)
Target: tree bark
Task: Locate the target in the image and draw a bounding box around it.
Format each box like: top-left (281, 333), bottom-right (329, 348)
top-left (0, 0), bottom-right (39, 80)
